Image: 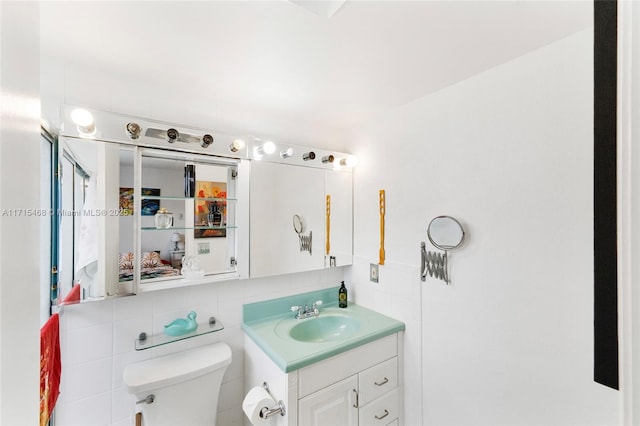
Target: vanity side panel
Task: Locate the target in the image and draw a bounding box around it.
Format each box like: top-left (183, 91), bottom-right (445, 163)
top-left (298, 333), bottom-right (398, 399)
top-left (244, 335), bottom-right (295, 426)
top-left (397, 331), bottom-right (405, 426)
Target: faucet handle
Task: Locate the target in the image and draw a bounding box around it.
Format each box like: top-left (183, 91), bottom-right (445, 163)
top-left (290, 305), bottom-right (301, 312)
top-left (312, 300), bottom-right (323, 307)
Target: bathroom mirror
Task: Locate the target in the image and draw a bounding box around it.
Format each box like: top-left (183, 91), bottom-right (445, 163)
top-left (55, 139), bottom-right (245, 303)
top-left (53, 105), bottom-right (352, 302)
top-left (54, 106), bottom-right (250, 304)
top-left (135, 150), bottom-right (241, 289)
top-left (427, 216), bottom-right (465, 251)
top-left (56, 136), bottom-right (135, 303)
top-left (293, 214), bottom-right (303, 234)
top-left (324, 167), bottom-right (353, 267)
top-left (422, 215), bottom-right (466, 284)
top-left (249, 160), bottom-right (353, 278)
top-left (250, 162), bottom-right (326, 277)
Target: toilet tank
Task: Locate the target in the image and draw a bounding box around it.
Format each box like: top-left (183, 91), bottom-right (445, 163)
top-left (123, 342), bottom-right (232, 426)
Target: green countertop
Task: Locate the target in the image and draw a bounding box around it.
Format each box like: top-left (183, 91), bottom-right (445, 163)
top-left (242, 287), bottom-right (405, 373)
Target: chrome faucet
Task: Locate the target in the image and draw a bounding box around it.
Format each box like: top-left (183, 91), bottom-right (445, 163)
top-left (290, 300), bottom-right (323, 319)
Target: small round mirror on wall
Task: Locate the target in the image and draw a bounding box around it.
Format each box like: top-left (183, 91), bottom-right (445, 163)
top-left (292, 215), bottom-right (304, 234)
top-left (427, 216), bottom-right (465, 251)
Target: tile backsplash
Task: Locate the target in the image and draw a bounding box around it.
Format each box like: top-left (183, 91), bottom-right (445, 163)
top-left (55, 267), bottom-right (346, 426)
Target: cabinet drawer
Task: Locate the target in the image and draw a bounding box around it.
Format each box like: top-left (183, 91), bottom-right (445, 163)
top-left (359, 388), bottom-right (398, 426)
top-left (298, 334), bottom-right (397, 398)
top-left (359, 357), bottom-right (398, 406)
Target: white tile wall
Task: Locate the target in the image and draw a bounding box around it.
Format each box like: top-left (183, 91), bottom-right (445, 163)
top-left (349, 256), bottom-right (423, 426)
top-left (55, 267), bottom-right (346, 426)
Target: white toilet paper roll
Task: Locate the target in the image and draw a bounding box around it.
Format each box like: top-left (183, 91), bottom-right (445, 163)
top-left (242, 386), bottom-right (273, 425)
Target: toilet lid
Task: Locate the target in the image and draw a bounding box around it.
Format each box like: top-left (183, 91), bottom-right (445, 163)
top-left (123, 342), bottom-right (232, 394)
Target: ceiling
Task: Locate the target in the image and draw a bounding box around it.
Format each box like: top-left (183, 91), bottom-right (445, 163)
top-left (40, 1), bottom-right (592, 145)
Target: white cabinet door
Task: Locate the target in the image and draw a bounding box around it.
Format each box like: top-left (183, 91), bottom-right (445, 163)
top-left (299, 375), bottom-right (359, 426)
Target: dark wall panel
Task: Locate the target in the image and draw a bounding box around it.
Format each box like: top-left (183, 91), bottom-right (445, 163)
top-left (593, 0), bottom-right (618, 390)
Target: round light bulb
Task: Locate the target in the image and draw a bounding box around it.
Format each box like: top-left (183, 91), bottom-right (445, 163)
top-left (280, 147), bottom-right (294, 158)
top-left (340, 156), bottom-right (358, 168)
top-left (70, 108), bottom-right (94, 127)
top-left (229, 139), bottom-right (246, 153)
top-left (263, 141), bottom-right (276, 154)
top-left (71, 108), bottom-right (96, 137)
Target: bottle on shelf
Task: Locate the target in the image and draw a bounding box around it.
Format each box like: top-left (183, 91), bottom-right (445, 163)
top-left (207, 202), bottom-right (222, 227)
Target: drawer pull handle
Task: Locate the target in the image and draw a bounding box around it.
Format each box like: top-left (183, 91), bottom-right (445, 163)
top-left (352, 389), bottom-right (359, 408)
top-left (374, 377), bottom-right (389, 386)
top-left (375, 409), bottom-right (390, 420)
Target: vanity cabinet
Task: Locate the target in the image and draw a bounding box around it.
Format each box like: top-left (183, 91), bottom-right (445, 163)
top-left (298, 375), bottom-right (358, 426)
top-left (299, 363), bottom-right (399, 426)
top-left (244, 333), bottom-right (402, 426)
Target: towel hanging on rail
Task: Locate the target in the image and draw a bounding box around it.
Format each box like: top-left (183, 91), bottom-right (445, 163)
top-left (40, 313), bottom-right (61, 426)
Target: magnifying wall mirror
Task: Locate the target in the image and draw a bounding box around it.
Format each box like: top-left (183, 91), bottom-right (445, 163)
top-left (421, 215), bottom-right (466, 284)
top-left (427, 216), bottom-right (465, 250)
top-left (293, 214), bottom-right (303, 234)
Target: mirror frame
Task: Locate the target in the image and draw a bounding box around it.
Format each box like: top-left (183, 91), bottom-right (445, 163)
top-left (427, 215), bottom-right (465, 251)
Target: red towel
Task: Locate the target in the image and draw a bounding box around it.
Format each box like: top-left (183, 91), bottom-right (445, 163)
top-left (40, 313), bottom-right (61, 426)
top-left (61, 284), bottom-right (80, 304)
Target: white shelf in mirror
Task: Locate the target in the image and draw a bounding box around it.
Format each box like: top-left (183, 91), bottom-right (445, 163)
top-left (141, 225), bottom-right (237, 231)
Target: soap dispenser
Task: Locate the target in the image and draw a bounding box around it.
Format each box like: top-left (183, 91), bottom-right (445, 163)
top-left (338, 281), bottom-right (348, 308)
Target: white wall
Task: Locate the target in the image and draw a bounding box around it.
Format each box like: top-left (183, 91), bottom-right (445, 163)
top-left (618, 2), bottom-right (640, 424)
top-left (0, 2), bottom-right (41, 425)
top-left (348, 28), bottom-right (623, 425)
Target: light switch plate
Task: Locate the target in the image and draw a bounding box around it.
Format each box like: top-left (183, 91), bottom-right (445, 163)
top-left (369, 263), bottom-right (379, 283)
top-left (198, 242), bottom-right (210, 254)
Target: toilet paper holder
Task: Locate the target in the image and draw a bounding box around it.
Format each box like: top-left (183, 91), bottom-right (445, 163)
top-left (260, 382), bottom-right (286, 419)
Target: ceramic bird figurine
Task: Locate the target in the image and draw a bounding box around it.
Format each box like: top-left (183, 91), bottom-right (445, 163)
top-left (164, 311), bottom-right (198, 336)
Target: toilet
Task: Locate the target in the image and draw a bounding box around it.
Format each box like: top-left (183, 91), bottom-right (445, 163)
top-left (123, 342), bottom-right (232, 426)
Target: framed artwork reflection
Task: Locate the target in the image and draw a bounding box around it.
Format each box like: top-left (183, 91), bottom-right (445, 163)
top-left (194, 181), bottom-right (227, 239)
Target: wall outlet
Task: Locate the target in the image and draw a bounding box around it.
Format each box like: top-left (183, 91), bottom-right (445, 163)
top-left (369, 263), bottom-right (379, 283)
top-left (197, 242), bottom-right (210, 255)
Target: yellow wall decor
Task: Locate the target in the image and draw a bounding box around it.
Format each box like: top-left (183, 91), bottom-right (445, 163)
top-left (379, 189), bottom-right (385, 265)
top-left (325, 195), bottom-right (331, 256)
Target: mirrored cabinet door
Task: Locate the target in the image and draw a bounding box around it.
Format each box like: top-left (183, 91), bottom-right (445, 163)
top-left (250, 161), bottom-right (326, 278)
top-left (56, 138), bottom-right (245, 304)
top-left (57, 137), bottom-right (134, 303)
top-left (325, 169), bottom-right (353, 268)
top-left (135, 150), bottom-right (240, 290)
